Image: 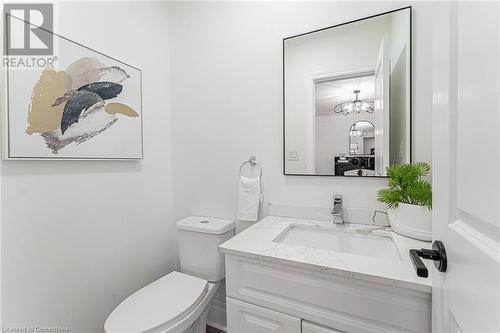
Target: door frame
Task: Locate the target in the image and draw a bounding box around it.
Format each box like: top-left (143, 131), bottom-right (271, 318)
top-left (308, 67), bottom-right (375, 174)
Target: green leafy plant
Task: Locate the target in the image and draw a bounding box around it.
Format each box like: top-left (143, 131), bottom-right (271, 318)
top-left (377, 162), bottom-right (432, 210)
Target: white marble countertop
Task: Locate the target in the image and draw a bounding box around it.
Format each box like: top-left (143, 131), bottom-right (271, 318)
top-left (219, 216), bottom-right (432, 293)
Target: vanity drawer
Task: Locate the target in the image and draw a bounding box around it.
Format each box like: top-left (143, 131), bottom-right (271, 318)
top-left (302, 321), bottom-right (345, 333)
top-left (225, 254), bottom-right (431, 333)
top-left (227, 297), bottom-right (301, 333)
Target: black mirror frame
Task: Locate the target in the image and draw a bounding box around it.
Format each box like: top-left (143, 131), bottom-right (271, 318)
top-left (282, 6), bottom-right (412, 177)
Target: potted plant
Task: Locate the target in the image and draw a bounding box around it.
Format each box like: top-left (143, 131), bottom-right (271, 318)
top-left (377, 162), bottom-right (432, 241)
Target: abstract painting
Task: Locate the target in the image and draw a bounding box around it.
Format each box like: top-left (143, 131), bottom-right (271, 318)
top-left (5, 33), bottom-right (143, 159)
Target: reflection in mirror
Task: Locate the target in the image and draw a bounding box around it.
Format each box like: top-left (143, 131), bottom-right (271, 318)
top-left (284, 7), bottom-right (411, 177)
top-left (349, 121), bottom-right (375, 155)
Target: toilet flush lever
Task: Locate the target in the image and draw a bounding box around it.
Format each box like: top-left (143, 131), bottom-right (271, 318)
top-left (409, 240), bottom-right (447, 278)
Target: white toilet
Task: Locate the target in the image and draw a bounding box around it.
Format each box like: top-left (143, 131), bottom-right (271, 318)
top-left (104, 216), bottom-right (235, 333)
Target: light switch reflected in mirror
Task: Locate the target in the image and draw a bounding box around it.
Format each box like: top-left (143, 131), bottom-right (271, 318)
top-left (283, 7), bottom-right (412, 177)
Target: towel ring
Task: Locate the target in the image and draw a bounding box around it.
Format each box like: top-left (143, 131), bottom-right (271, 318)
top-left (239, 156), bottom-right (264, 202)
top-left (239, 156), bottom-right (263, 177)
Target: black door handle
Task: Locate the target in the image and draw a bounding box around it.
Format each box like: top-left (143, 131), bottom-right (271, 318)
top-left (409, 240), bottom-right (447, 278)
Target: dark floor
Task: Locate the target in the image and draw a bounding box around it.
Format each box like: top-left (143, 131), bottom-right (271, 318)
top-left (207, 326), bottom-right (225, 333)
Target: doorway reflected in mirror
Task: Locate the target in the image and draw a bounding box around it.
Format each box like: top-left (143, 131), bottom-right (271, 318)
top-left (349, 121), bottom-right (375, 155)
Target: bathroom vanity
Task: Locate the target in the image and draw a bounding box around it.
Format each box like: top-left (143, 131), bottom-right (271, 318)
top-left (219, 216), bottom-right (431, 333)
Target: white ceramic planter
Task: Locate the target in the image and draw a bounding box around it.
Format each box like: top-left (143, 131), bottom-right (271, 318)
top-left (388, 203), bottom-right (432, 241)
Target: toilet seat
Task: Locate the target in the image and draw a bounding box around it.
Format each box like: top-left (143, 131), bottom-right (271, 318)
top-left (105, 271), bottom-right (209, 333)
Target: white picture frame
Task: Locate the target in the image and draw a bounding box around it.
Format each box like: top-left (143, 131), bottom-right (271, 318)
top-left (3, 26), bottom-right (143, 161)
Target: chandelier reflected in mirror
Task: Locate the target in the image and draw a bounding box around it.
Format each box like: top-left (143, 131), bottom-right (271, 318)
top-left (349, 123), bottom-right (367, 137)
top-left (334, 89), bottom-right (374, 115)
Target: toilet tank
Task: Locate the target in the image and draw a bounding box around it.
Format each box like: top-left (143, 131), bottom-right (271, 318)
top-left (177, 216), bottom-right (235, 282)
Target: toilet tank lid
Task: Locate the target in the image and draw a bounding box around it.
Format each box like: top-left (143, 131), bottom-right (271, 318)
top-left (177, 216), bottom-right (235, 235)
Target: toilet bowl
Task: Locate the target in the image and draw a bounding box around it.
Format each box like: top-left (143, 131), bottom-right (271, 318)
top-left (104, 271), bottom-right (220, 333)
top-left (104, 217), bottom-right (235, 333)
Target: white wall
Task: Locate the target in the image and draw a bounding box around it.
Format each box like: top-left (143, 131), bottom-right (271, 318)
top-left (1, 2), bottom-right (175, 332)
top-left (169, 1), bottom-right (433, 220)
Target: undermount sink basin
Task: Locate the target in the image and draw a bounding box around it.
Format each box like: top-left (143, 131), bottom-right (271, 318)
top-left (273, 224), bottom-right (402, 261)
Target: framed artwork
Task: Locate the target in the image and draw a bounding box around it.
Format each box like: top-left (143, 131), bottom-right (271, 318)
top-left (4, 28), bottom-right (143, 160)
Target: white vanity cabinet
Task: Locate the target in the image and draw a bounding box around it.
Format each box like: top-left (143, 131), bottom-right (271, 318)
top-left (227, 298), bottom-right (301, 333)
top-left (224, 254), bottom-right (431, 333)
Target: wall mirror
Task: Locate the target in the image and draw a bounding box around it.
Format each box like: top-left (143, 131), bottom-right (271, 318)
top-left (283, 7), bottom-right (411, 177)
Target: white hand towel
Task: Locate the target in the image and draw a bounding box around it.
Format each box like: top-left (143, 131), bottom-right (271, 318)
top-left (237, 175), bottom-right (261, 221)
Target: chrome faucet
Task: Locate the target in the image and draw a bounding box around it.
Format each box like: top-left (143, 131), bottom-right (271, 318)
top-left (331, 194), bottom-right (344, 224)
